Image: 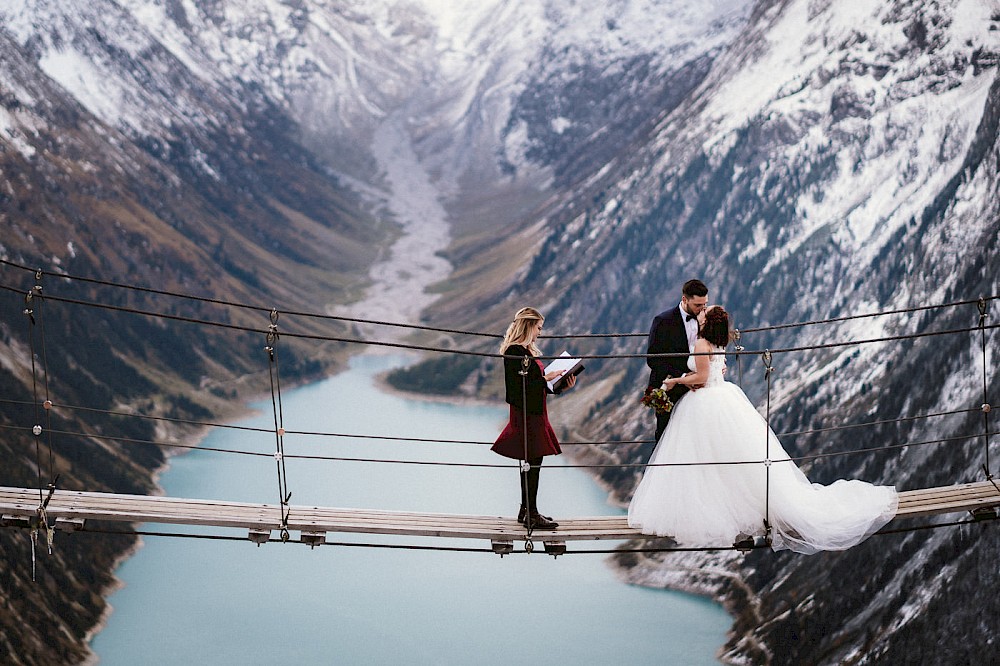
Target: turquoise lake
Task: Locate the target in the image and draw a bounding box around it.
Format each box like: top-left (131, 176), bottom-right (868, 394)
top-left (90, 354), bottom-right (730, 664)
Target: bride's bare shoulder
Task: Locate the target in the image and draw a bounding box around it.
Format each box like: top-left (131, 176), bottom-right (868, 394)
top-left (694, 338), bottom-right (713, 352)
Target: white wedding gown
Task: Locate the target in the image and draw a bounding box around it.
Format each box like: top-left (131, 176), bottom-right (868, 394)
top-left (628, 347), bottom-right (898, 554)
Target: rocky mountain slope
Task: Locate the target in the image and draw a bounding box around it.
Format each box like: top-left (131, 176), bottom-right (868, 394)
top-left (1, 0), bottom-right (998, 663)
top-left (0, 1), bottom-right (396, 661)
top-left (424, 1), bottom-right (1000, 663)
top-left (0, 0), bottom-right (751, 661)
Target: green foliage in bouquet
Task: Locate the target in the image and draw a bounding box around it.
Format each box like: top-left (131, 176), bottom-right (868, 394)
top-left (641, 385), bottom-right (674, 415)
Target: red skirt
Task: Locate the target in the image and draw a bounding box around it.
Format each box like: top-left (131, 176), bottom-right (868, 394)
top-left (492, 403), bottom-right (562, 460)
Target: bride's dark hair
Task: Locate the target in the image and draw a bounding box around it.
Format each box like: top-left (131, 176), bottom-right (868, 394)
top-left (700, 306), bottom-right (730, 348)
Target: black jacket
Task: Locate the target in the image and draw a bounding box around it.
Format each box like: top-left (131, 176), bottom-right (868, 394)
top-left (503, 344), bottom-right (550, 415)
top-left (646, 306), bottom-right (692, 401)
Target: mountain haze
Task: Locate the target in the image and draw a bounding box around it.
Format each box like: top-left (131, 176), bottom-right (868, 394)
top-left (1, 0), bottom-right (998, 664)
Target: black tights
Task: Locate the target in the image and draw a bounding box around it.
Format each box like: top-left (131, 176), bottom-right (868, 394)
top-left (519, 456), bottom-right (544, 514)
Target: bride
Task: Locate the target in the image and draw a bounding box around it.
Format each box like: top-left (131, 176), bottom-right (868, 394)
top-left (627, 305), bottom-right (898, 554)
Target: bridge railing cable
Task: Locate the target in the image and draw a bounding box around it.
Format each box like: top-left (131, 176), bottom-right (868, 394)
top-left (3, 257), bottom-right (994, 341)
top-left (3, 279), bottom-right (998, 364)
top-left (1, 262), bottom-right (997, 555)
top-left (1, 398), bottom-right (981, 447)
top-left (2, 420), bottom-right (993, 474)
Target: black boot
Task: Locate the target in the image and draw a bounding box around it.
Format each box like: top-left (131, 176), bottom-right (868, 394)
top-left (524, 512), bottom-right (559, 530)
top-left (518, 505), bottom-right (553, 524)
top-left (523, 459), bottom-right (558, 529)
top-left (518, 469), bottom-right (529, 523)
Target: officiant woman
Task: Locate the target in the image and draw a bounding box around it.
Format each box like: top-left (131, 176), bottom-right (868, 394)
top-left (492, 307), bottom-right (577, 530)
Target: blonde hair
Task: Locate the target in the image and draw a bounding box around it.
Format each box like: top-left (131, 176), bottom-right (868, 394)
top-left (499, 307), bottom-right (544, 356)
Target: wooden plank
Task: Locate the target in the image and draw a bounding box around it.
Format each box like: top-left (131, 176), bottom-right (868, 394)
top-left (896, 480), bottom-right (985, 497)
top-left (898, 484), bottom-right (996, 501)
top-left (895, 481), bottom-right (1000, 518)
top-left (1, 481), bottom-right (998, 544)
top-left (896, 495), bottom-right (1000, 519)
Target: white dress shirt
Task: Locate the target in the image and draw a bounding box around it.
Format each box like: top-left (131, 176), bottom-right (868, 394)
top-left (681, 301), bottom-right (698, 352)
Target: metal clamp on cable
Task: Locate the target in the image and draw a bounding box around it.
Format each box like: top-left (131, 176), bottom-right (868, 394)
top-left (23, 288), bottom-right (37, 324)
top-left (761, 349), bottom-right (774, 379)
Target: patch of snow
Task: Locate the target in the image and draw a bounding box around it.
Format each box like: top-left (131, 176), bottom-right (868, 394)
top-left (0, 107), bottom-right (37, 159)
top-left (551, 116), bottom-right (572, 134)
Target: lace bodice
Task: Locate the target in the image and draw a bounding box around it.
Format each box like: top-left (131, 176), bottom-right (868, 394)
top-left (688, 345), bottom-right (727, 386)
top-left (706, 346), bottom-right (727, 387)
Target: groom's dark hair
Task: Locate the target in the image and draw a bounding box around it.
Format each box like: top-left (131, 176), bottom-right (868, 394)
top-left (682, 279), bottom-right (708, 298)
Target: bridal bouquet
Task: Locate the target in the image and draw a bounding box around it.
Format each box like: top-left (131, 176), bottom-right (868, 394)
top-left (641, 385), bottom-right (674, 415)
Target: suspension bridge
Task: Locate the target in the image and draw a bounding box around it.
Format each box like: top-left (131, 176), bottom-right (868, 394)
top-left (0, 258), bottom-right (997, 559)
top-left (2, 481), bottom-right (999, 557)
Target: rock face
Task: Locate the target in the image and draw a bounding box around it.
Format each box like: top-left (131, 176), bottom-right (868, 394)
top-left (0, 2), bottom-right (387, 662)
top-left (1, 0), bottom-right (998, 663)
top-left (464, 2), bottom-right (999, 663)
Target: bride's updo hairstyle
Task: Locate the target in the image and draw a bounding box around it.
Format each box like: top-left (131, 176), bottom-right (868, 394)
top-left (700, 305), bottom-right (730, 348)
top-left (500, 307), bottom-right (544, 356)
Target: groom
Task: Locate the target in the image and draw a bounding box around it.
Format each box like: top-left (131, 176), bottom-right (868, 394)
top-left (646, 278), bottom-right (709, 441)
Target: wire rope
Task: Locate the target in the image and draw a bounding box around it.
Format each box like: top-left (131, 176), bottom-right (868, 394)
top-left (2, 507), bottom-right (991, 556)
top-left (2, 261), bottom-right (998, 559)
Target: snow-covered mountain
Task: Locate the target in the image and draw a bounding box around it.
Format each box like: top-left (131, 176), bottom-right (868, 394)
top-left (439, 1), bottom-right (998, 663)
top-left (1, 0), bottom-right (998, 663)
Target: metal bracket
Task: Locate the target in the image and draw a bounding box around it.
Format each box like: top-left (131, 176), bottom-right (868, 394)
top-left (301, 530), bottom-right (326, 549)
top-left (543, 541), bottom-right (566, 558)
top-left (1, 514), bottom-right (32, 529)
top-left (248, 528), bottom-right (271, 546)
top-left (54, 517), bottom-right (85, 532)
top-left (491, 539), bottom-right (514, 557)
top-left (971, 506), bottom-right (999, 522)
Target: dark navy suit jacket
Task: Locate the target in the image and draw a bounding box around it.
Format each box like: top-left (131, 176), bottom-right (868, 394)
top-left (646, 305), bottom-right (692, 402)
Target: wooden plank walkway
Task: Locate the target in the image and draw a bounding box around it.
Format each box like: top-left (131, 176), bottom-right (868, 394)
top-left (1, 481), bottom-right (998, 551)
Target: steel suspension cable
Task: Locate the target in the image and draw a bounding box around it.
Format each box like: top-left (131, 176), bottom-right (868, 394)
top-left (520, 355), bottom-right (534, 541)
top-left (20, 271), bottom-right (60, 579)
top-left (0, 397), bottom-right (982, 452)
top-left (23, 284), bottom-right (45, 504)
top-left (2, 279), bottom-right (1000, 363)
top-left (24, 275), bottom-right (58, 488)
top-left (733, 329), bottom-right (746, 388)
top-left (761, 351), bottom-right (775, 547)
top-left (4, 264), bottom-right (1000, 549)
top-left (5, 504), bottom-right (991, 556)
top-left (265, 310), bottom-right (292, 541)
top-left (0, 258), bottom-right (500, 340)
top-left (2, 259), bottom-right (996, 343)
top-left (2, 421), bottom-right (994, 475)
top-left (977, 297), bottom-right (996, 487)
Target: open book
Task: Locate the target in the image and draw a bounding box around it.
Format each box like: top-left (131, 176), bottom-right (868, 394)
top-left (544, 351), bottom-right (585, 393)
